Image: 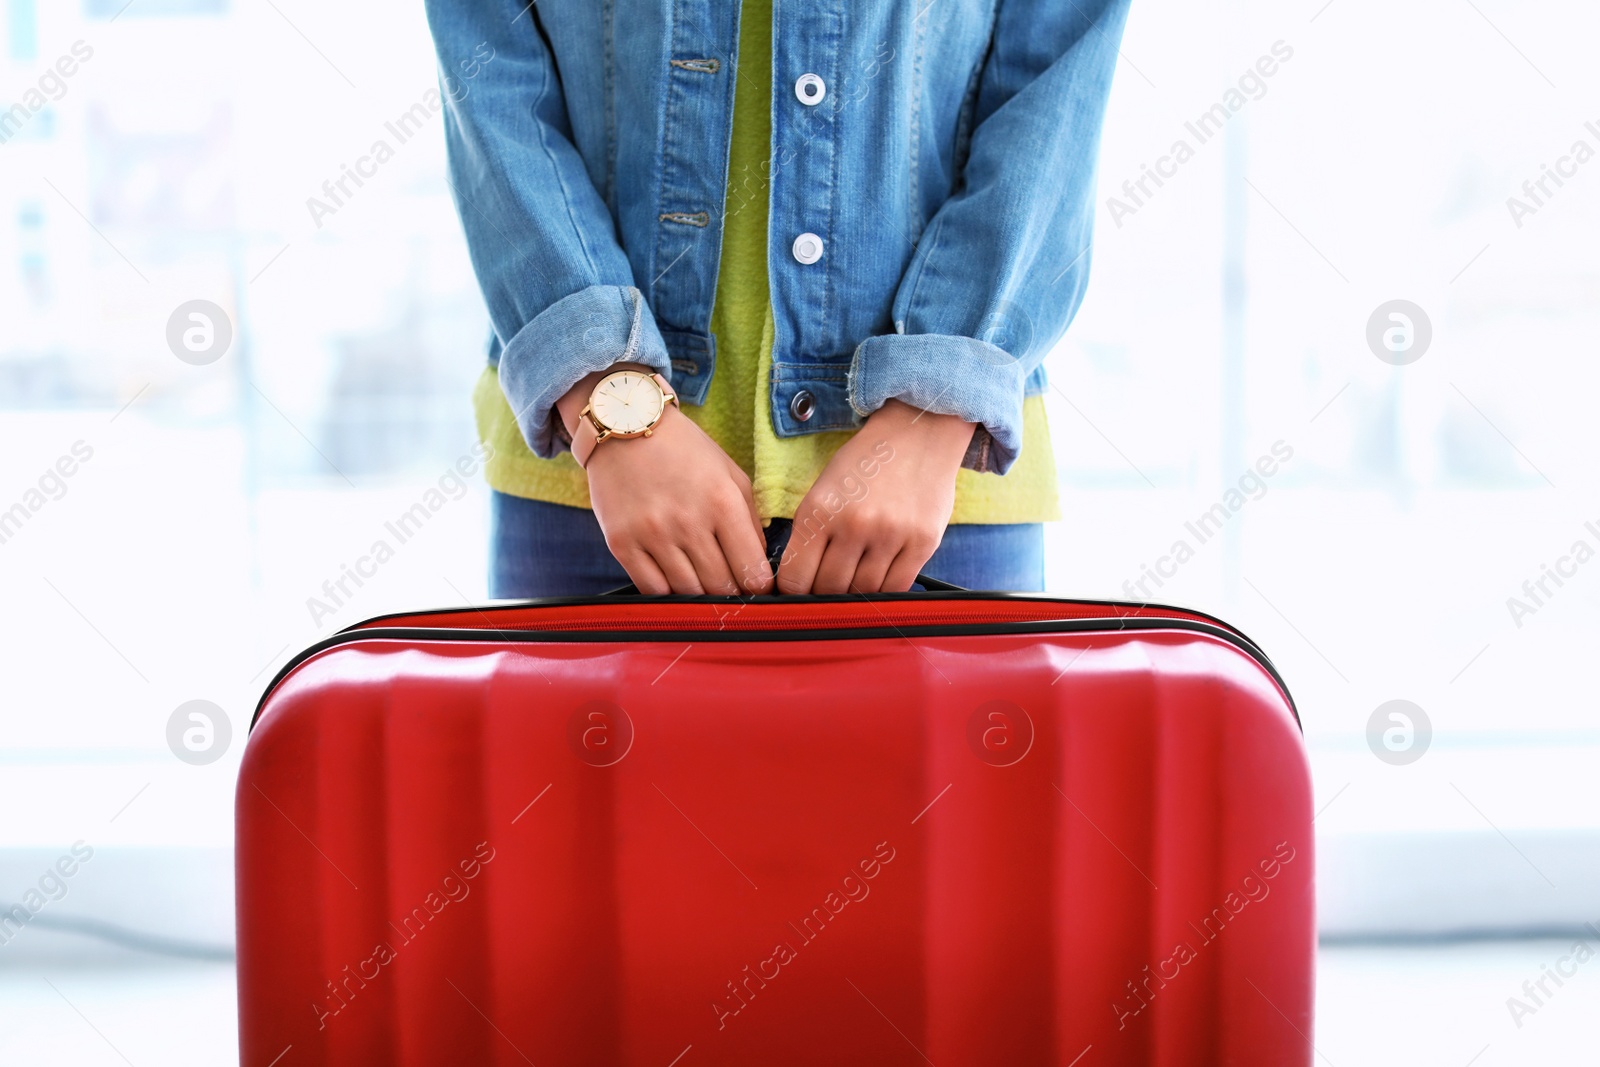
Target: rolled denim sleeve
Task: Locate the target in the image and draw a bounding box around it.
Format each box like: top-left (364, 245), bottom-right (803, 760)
top-left (425, 0), bottom-right (670, 459)
top-left (847, 0), bottom-right (1131, 475)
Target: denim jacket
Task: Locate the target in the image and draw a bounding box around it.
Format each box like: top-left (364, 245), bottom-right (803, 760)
top-left (425, 0), bottom-right (1129, 474)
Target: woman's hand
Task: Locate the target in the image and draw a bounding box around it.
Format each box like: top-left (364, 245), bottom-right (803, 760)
top-left (778, 399), bottom-right (974, 594)
top-left (560, 367), bottom-right (775, 596)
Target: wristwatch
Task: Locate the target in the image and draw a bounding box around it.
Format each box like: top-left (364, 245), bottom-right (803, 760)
top-left (570, 369), bottom-right (678, 469)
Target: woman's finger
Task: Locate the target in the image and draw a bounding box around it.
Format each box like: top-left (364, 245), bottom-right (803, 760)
top-left (655, 543), bottom-right (706, 595)
top-left (812, 537), bottom-right (865, 595)
top-left (881, 544), bottom-right (926, 593)
top-left (717, 513), bottom-right (774, 594)
top-left (683, 525), bottom-right (740, 596)
top-left (614, 545), bottom-right (673, 596)
top-left (846, 544), bottom-right (896, 594)
top-left (730, 462), bottom-right (766, 552)
top-left (776, 519), bottom-right (826, 595)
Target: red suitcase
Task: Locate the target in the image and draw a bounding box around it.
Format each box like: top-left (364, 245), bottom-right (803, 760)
top-left (238, 587), bottom-right (1313, 1066)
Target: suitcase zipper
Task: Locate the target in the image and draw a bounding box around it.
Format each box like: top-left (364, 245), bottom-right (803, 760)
top-left (254, 595), bottom-right (1299, 732)
top-left (344, 597), bottom-right (1237, 637)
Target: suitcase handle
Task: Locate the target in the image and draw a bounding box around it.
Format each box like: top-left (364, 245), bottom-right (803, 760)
top-left (603, 572), bottom-right (965, 596)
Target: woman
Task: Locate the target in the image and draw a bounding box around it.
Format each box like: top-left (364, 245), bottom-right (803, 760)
top-left (425, 0), bottom-right (1130, 597)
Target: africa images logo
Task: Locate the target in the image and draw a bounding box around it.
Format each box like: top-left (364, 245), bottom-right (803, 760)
top-left (711, 841), bottom-right (897, 1030)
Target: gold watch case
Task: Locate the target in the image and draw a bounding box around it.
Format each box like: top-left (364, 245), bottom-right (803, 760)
top-left (580, 370), bottom-right (678, 442)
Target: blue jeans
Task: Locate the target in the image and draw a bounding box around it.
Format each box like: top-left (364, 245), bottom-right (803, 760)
top-left (489, 492), bottom-right (1044, 598)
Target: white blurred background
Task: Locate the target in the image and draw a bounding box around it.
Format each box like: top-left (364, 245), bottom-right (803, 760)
top-left (2, 0), bottom-right (1598, 1062)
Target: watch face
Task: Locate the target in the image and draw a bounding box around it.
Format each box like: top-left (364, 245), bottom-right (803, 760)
top-left (590, 371), bottom-right (664, 434)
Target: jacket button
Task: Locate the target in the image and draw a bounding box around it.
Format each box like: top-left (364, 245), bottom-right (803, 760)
top-left (791, 232), bottom-right (824, 264)
top-left (794, 73), bottom-right (826, 106)
top-left (789, 389), bottom-right (816, 422)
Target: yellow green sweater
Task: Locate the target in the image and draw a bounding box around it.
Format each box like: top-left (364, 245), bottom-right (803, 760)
top-left (475, 0), bottom-right (1059, 524)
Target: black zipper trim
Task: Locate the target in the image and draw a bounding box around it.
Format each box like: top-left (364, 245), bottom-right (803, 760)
top-left (340, 589), bottom-right (1252, 642)
top-left (253, 610), bottom-right (1300, 734)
